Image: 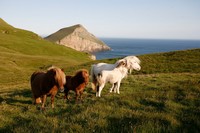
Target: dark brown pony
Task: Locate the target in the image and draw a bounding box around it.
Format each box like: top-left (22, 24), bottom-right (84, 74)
top-left (30, 66), bottom-right (66, 109)
top-left (64, 69), bottom-right (89, 102)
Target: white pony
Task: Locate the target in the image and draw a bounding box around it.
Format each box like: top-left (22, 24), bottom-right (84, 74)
top-left (117, 55), bottom-right (141, 73)
top-left (91, 55), bottom-right (141, 91)
top-left (96, 61), bottom-right (128, 97)
top-left (91, 62), bottom-right (119, 91)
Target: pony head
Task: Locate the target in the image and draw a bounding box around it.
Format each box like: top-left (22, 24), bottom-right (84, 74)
top-left (82, 69), bottom-right (89, 85)
top-left (75, 69), bottom-right (89, 85)
top-left (121, 56), bottom-right (141, 72)
top-left (47, 66), bottom-right (66, 92)
top-left (127, 56), bottom-right (141, 71)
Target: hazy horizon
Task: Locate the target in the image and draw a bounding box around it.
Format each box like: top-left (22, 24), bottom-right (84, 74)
top-left (1, 0), bottom-right (200, 40)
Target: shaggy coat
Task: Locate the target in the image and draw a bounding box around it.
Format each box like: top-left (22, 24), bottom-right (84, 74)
top-left (64, 69), bottom-right (89, 102)
top-left (91, 56), bottom-right (141, 91)
top-left (30, 67), bottom-right (66, 109)
top-left (96, 61), bottom-right (128, 97)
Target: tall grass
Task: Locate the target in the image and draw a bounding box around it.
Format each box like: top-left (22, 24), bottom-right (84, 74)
top-left (0, 49), bottom-right (200, 132)
top-left (0, 19), bottom-right (91, 90)
top-left (0, 19), bottom-right (200, 132)
top-left (0, 73), bottom-right (199, 132)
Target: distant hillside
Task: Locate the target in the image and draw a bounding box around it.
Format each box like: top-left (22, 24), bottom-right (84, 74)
top-left (0, 18), bottom-right (92, 89)
top-left (70, 48), bottom-right (200, 75)
top-left (0, 18), bottom-right (14, 30)
top-left (45, 24), bottom-right (111, 53)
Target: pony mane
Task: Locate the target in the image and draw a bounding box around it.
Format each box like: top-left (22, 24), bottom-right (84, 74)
top-left (116, 61), bottom-right (126, 68)
top-left (132, 56), bottom-right (141, 64)
top-left (47, 65), bottom-right (58, 70)
top-left (125, 56), bottom-right (141, 64)
top-left (47, 66), bottom-right (66, 87)
top-left (74, 69), bottom-right (89, 83)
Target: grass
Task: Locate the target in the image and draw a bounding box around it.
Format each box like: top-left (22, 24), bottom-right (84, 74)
top-left (0, 18), bottom-right (91, 90)
top-left (0, 18), bottom-right (200, 132)
top-left (0, 73), bottom-right (199, 132)
top-left (0, 48), bottom-right (200, 132)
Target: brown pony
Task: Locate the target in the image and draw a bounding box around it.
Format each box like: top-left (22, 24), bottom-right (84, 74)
top-left (64, 69), bottom-right (89, 102)
top-left (30, 66), bottom-right (66, 109)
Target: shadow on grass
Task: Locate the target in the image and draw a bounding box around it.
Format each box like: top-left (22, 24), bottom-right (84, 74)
top-left (105, 115), bottom-right (173, 133)
top-left (176, 107), bottom-right (200, 132)
top-left (139, 99), bottom-right (165, 112)
top-left (0, 89), bottom-right (32, 106)
top-left (0, 116), bottom-right (32, 133)
top-left (106, 117), bottom-right (140, 133)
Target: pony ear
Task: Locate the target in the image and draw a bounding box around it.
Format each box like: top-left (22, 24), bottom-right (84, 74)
top-left (116, 61), bottom-right (126, 68)
top-left (82, 70), bottom-right (89, 77)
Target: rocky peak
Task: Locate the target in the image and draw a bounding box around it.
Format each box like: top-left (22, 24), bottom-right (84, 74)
top-left (45, 24), bottom-right (111, 53)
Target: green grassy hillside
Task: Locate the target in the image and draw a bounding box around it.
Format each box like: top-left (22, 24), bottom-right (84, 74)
top-left (0, 19), bottom-right (200, 133)
top-left (0, 47), bottom-right (199, 132)
top-left (68, 48), bottom-right (200, 74)
top-left (0, 18), bottom-right (91, 90)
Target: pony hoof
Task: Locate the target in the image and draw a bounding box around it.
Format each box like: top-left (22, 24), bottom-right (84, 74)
top-left (40, 107), bottom-right (46, 111)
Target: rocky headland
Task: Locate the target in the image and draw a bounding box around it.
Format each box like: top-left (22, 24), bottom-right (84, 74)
top-left (45, 24), bottom-right (111, 54)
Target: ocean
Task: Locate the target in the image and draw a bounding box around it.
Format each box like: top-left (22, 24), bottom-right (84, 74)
top-left (93, 38), bottom-right (200, 60)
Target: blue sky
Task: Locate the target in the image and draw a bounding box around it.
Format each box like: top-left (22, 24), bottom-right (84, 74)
top-left (1, 0), bottom-right (200, 40)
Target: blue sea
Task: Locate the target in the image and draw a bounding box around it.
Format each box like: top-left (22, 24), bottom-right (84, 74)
top-left (93, 38), bottom-right (200, 60)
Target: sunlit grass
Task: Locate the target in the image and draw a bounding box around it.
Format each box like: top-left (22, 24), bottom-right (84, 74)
top-left (0, 19), bottom-right (200, 132)
top-left (0, 72), bottom-right (200, 132)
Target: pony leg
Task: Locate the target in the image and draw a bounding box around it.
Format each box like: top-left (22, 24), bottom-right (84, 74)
top-left (91, 65), bottom-right (97, 90)
top-left (96, 85), bottom-right (99, 97)
top-left (91, 78), bottom-right (97, 91)
top-left (80, 90), bottom-right (84, 101)
top-left (109, 84), bottom-right (115, 93)
top-left (129, 69), bottom-right (133, 74)
top-left (35, 97), bottom-right (42, 104)
top-left (114, 84), bottom-right (118, 93)
top-left (64, 89), bottom-right (70, 100)
top-left (51, 94), bottom-right (55, 109)
top-left (116, 81), bottom-right (121, 94)
top-left (75, 91), bottom-right (80, 103)
top-left (41, 95), bottom-right (47, 110)
top-left (111, 82), bottom-right (117, 93)
top-left (96, 84), bottom-right (105, 97)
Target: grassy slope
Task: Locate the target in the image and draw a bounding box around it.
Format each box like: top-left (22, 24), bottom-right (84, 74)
top-left (0, 48), bottom-right (199, 132)
top-left (0, 19), bottom-right (91, 89)
top-left (0, 19), bottom-right (200, 133)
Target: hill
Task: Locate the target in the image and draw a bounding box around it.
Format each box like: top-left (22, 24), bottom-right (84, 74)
top-left (0, 18), bottom-right (92, 89)
top-left (0, 18), bottom-right (200, 133)
top-left (45, 24), bottom-right (111, 53)
top-left (0, 46), bottom-right (200, 132)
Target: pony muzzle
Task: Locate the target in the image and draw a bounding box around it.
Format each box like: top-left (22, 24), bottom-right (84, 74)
top-left (59, 87), bottom-right (65, 93)
top-left (137, 66), bottom-right (141, 71)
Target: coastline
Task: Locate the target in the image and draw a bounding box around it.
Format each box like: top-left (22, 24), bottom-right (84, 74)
top-left (93, 38), bottom-right (200, 60)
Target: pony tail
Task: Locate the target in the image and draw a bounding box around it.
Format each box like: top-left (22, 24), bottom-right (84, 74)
top-left (96, 72), bottom-right (103, 85)
top-left (90, 65), bottom-right (96, 90)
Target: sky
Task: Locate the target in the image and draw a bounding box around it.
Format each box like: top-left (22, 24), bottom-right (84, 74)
top-left (1, 0), bottom-right (200, 40)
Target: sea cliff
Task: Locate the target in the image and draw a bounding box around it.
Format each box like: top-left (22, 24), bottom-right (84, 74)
top-left (45, 24), bottom-right (111, 53)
